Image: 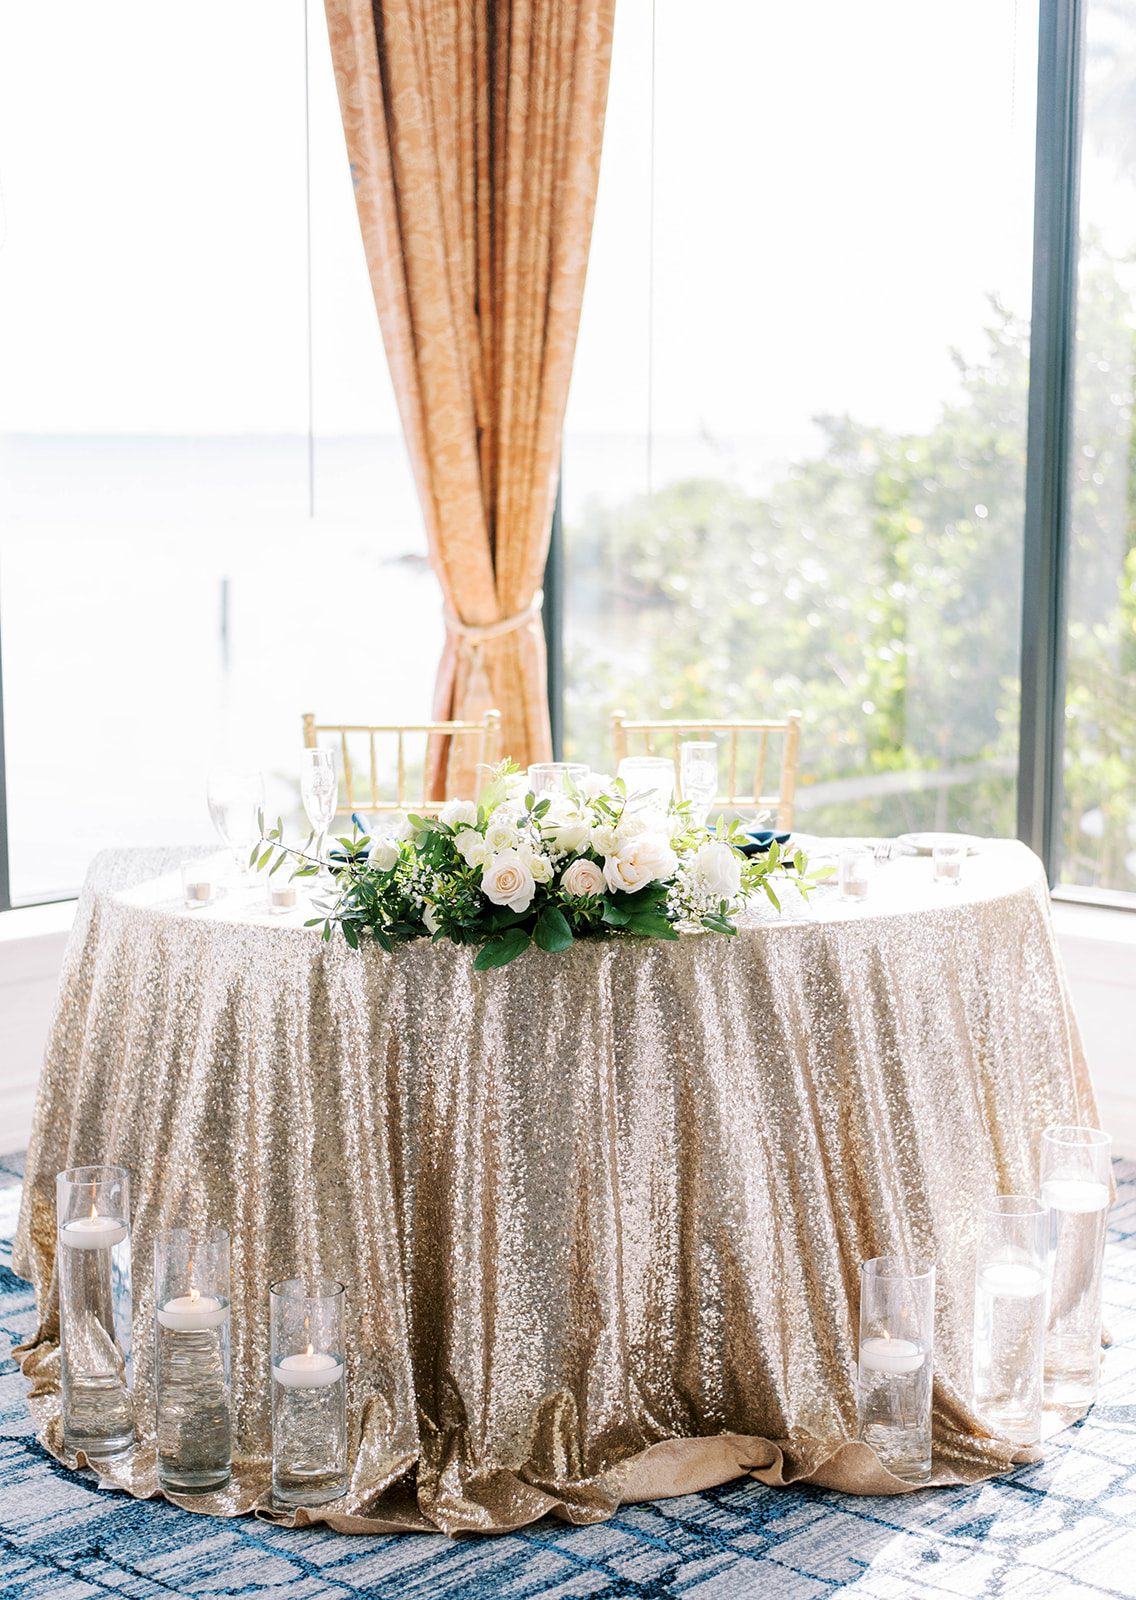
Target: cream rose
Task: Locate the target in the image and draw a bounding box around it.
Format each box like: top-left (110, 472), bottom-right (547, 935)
top-left (561, 857), bottom-right (605, 897)
top-left (367, 836), bottom-right (399, 871)
top-left (481, 849), bottom-right (536, 913)
top-left (422, 904), bottom-right (441, 933)
top-left (690, 839), bottom-right (742, 903)
top-left (603, 834), bottom-right (678, 895)
top-left (591, 823), bottom-right (621, 856)
top-left (441, 799), bottom-right (478, 831)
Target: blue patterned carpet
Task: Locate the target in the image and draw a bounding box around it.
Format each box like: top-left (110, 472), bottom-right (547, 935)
top-left (3, 1153), bottom-right (1136, 1599)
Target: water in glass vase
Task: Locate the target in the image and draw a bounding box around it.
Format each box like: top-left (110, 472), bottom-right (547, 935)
top-left (1042, 1178), bottom-right (1110, 1407)
top-left (973, 1261), bottom-right (1046, 1443)
top-left (58, 1236), bottom-right (134, 1456)
top-left (857, 1342), bottom-right (932, 1484)
top-left (271, 1364), bottom-right (348, 1506)
top-left (156, 1321), bottom-right (232, 1492)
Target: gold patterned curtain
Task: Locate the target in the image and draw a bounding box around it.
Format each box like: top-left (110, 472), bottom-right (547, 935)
top-left (324, 0), bottom-right (616, 794)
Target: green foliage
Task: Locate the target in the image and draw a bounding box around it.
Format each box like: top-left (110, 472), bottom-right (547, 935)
top-left (564, 241), bottom-right (1136, 890)
top-left (248, 763), bottom-right (823, 967)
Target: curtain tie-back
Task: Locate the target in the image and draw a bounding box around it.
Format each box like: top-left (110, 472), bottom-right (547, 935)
top-left (444, 591), bottom-right (544, 721)
top-left (444, 590), bottom-right (544, 647)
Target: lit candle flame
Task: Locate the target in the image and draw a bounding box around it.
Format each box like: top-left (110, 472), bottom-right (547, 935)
top-left (89, 1202), bottom-right (98, 1222)
top-left (305, 1342), bottom-right (313, 1359)
top-left (882, 1329), bottom-right (891, 1341)
top-left (189, 1287), bottom-right (200, 1305)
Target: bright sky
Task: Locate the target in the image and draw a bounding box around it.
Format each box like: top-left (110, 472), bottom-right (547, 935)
top-left (0, 1), bottom-right (1038, 444)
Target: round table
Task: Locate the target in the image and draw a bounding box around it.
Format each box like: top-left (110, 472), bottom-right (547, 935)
top-left (14, 842), bottom-right (1097, 1534)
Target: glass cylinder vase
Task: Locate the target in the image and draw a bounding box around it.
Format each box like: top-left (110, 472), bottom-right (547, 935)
top-left (527, 762), bottom-right (590, 796)
top-left (270, 1277), bottom-right (348, 1507)
top-left (857, 1256), bottom-right (935, 1484)
top-left (56, 1164), bottom-right (134, 1457)
top-left (1041, 1125), bottom-right (1112, 1408)
top-left (973, 1195), bottom-right (1047, 1444)
top-left (154, 1227), bottom-right (232, 1492)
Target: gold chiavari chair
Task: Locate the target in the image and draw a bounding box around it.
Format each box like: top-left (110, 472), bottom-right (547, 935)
top-left (611, 710), bottom-right (802, 828)
top-left (301, 710), bottom-right (501, 818)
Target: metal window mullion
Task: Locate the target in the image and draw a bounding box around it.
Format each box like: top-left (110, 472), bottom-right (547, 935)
top-left (1018, 0), bottom-right (1085, 881)
top-left (543, 478), bottom-right (565, 759)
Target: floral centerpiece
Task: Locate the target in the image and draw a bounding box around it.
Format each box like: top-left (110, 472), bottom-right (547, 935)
top-left (253, 764), bottom-right (827, 969)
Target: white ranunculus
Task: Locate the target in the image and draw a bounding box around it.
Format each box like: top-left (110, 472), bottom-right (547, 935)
top-left (603, 834), bottom-right (678, 895)
top-left (455, 830), bottom-right (491, 870)
top-left (422, 905), bottom-right (441, 933)
top-left (368, 836), bottom-right (399, 871)
top-left (561, 857), bottom-right (605, 897)
top-left (690, 839), bottom-right (742, 903)
top-left (481, 849), bottom-right (537, 913)
top-left (441, 799), bottom-right (478, 831)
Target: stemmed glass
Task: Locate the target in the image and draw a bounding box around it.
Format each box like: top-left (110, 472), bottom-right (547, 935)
top-left (301, 748), bottom-right (338, 876)
top-left (680, 741), bottom-right (718, 826)
top-left (206, 771), bottom-right (265, 884)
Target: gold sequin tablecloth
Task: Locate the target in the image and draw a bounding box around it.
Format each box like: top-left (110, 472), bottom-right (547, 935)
top-left (14, 843), bottom-right (1097, 1534)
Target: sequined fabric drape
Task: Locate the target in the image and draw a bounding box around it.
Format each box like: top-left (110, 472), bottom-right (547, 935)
top-left (15, 845), bottom-right (1097, 1535)
top-left (323, 0), bottom-right (615, 794)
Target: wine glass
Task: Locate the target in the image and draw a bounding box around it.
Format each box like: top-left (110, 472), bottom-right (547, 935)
top-left (301, 748), bottom-right (338, 872)
top-left (680, 741), bottom-right (718, 826)
top-left (206, 771), bottom-right (265, 883)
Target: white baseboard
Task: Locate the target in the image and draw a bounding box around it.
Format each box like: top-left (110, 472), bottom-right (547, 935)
top-left (0, 896), bottom-right (1132, 1158)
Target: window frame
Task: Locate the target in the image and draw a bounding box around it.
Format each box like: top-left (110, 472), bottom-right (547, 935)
top-left (0, 0), bottom-right (1126, 913)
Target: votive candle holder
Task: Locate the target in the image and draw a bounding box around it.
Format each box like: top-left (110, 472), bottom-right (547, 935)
top-left (155, 1227), bottom-right (233, 1492)
top-left (270, 1277), bottom-right (348, 1507)
top-left (1041, 1125), bottom-right (1112, 1408)
top-left (973, 1195), bottom-right (1047, 1444)
top-left (56, 1164), bottom-right (135, 1457)
top-left (857, 1256), bottom-right (935, 1483)
top-left (932, 841), bottom-right (965, 886)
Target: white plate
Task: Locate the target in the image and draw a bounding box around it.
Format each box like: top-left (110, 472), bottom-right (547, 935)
top-left (897, 832), bottom-right (984, 856)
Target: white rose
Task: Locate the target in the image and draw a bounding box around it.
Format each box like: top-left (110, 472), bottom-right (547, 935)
top-left (481, 849), bottom-right (537, 913)
top-left (502, 773), bottom-right (530, 801)
top-left (541, 799), bottom-right (592, 856)
top-left (690, 839), bottom-right (742, 903)
top-left (527, 852), bottom-right (553, 884)
top-left (603, 833), bottom-right (678, 895)
top-left (367, 836), bottom-right (399, 871)
top-left (616, 814), bottom-right (649, 843)
top-left (591, 823), bottom-right (621, 857)
top-left (485, 819), bottom-right (522, 854)
top-left (422, 905), bottom-right (441, 933)
top-left (441, 799), bottom-right (478, 831)
top-left (456, 831), bottom-right (491, 870)
top-left (561, 858), bottom-right (605, 897)
top-left (380, 810), bottom-right (414, 841)
top-left (576, 771), bottom-right (614, 800)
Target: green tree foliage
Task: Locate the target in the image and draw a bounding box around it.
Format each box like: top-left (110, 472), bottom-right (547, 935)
top-left (565, 243), bottom-right (1135, 885)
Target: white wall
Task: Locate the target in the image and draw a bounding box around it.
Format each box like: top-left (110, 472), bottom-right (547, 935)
top-left (0, 898), bottom-right (1132, 1159)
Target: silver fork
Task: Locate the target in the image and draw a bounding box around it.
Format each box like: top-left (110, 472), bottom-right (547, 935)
top-left (873, 840), bottom-right (894, 865)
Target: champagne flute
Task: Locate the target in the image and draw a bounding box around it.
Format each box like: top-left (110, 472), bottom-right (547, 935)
top-left (680, 741), bottom-right (718, 827)
top-left (206, 771), bottom-right (265, 883)
top-left (301, 748), bottom-right (338, 876)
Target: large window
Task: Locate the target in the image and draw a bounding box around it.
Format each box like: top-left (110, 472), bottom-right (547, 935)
top-left (564, 0), bottom-right (1040, 840)
top-left (1060, 0), bottom-right (1136, 897)
top-left (0, 2), bottom-right (436, 904)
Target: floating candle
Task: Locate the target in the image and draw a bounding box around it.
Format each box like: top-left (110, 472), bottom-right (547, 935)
top-left (1041, 1178), bottom-right (1110, 1215)
top-left (859, 1335), bottom-right (925, 1374)
top-left (273, 1346), bottom-right (344, 1389)
top-left (156, 1288), bottom-right (229, 1331)
top-left (59, 1208), bottom-right (128, 1250)
top-left (976, 1260), bottom-right (1046, 1299)
top-left (269, 884), bottom-right (298, 912)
